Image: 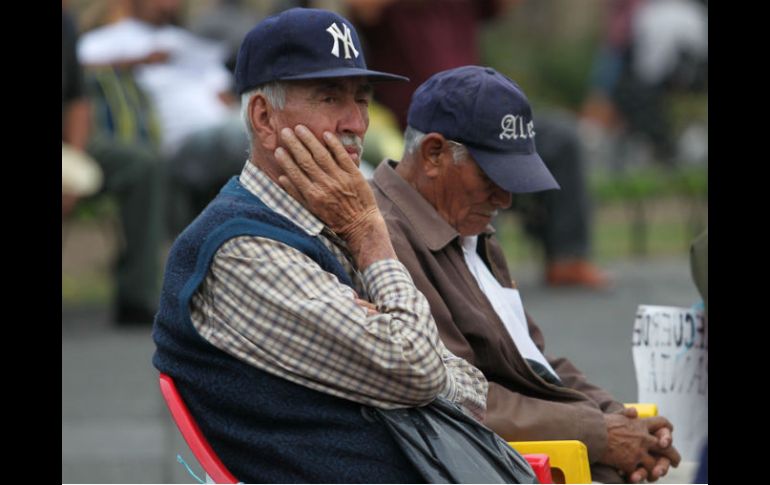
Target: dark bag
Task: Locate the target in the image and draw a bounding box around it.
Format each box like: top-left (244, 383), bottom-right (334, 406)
top-left (371, 397), bottom-right (538, 484)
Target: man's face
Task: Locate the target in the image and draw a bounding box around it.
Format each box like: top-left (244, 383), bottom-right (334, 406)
top-left (432, 151), bottom-right (513, 237)
top-left (274, 77), bottom-right (372, 166)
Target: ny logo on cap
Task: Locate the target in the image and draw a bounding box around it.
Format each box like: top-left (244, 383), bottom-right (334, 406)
top-left (326, 22), bottom-right (359, 59)
top-left (499, 114), bottom-right (535, 140)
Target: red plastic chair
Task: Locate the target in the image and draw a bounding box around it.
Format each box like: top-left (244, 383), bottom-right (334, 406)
top-left (160, 373), bottom-right (554, 484)
top-left (524, 453), bottom-right (555, 484)
top-left (158, 373), bottom-right (238, 484)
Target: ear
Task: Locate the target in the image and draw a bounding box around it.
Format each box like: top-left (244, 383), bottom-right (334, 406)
top-left (249, 94), bottom-right (279, 150)
top-left (419, 133), bottom-right (451, 179)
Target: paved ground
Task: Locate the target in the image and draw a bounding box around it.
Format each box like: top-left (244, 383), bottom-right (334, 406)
top-left (62, 256), bottom-right (702, 483)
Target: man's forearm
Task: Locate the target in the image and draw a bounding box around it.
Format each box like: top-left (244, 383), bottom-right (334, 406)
top-left (350, 215), bottom-right (488, 417)
top-left (196, 236), bottom-right (449, 408)
top-left (484, 382), bottom-right (610, 461)
top-left (345, 213), bottom-right (398, 270)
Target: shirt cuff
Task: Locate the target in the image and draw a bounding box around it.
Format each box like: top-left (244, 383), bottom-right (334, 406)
top-left (440, 355), bottom-right (488, 422)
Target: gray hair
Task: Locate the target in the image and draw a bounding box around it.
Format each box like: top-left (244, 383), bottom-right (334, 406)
top-left (240, 82), bottom-right (288, 147)
top-left (403, 126), bottom-right (469, 164)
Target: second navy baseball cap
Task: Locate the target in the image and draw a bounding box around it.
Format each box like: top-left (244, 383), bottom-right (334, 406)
top-left (407, 66), bottom-right (559, 194)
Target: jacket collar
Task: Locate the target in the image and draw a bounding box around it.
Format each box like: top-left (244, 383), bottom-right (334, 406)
top-left (371, 160), bottom-right (495, 251)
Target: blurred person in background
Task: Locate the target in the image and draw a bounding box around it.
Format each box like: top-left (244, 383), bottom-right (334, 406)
top-left (77, 0), bottom-right (250, 235)
top-left (63, 3), bottom-right (102, 217)
top-left (187, 0), bottom-right (265, 74)
top-left (371, 65), bottom-right (682, 483)
top-left (63, 2), bottom-right (163, 325)
top-left (581, 0), bottom-right (708, 168)
top-left (187, 0), bottom-right (307, 74)
top-left (347, 0), bottom-right (611, 289)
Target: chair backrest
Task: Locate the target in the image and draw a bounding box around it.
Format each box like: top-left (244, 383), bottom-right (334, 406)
top-left (158, 373), bottom-right (238, 484)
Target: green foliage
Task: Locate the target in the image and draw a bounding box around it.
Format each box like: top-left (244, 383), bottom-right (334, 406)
top-left (479, 1), bottom-right (603, 111)
top-left (668, 93), bottom-right (709, 134)
top-left (70, 195), bottom-right (119, 222)
top-left (481, 32), bottom-right (598, 110)
top-left (496, 194), bottom-right (708, 266)
top-left (590, 166), bottom-right (708, 204)
top-left (62, 272), bottom-right (113, 304)
top-left (529, 40), bottom-right (599, 111)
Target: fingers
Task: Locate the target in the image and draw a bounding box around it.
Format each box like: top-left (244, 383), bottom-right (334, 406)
top-left (354, 298), bottom-right (379, 316)
top-left (644, 418), bottom-right (680, 466)
top-left (629, 451), bottom-right (666, 483)
top-left (639, 452), bottom-right (657, 476)
top-left (653, 426), bottom-right (672, 449)
top-left (277, 174), bottom-right (306, 206)
top-left (274, 146), bottom-right (314, 203)
top-left (655, 443), bottom-right (682, 467)
top-left (279, 127), bottom-right (333, 183)
top-left (323, 131), bottom-right (360, 174)
top-left (602, 412), bottom-right (681, 480)
top-left (632, 456), bottom-right (671, 483)
top-left (292, 125), bottom-right (339, 175)
top-left (631, 447), bottom-right (677, 483)
top-left (273, 124), bottom-right (377, 239)
top-left (621, 406), bottom-right (639, 419)
top-left (651, 455), bottom-right (671, 481)
top-left (645, 416), bottom-right (674, 434)
top-left (639, 423), bottom-right (662, 449)
top-left (628, 466), bottom-right (648, 484)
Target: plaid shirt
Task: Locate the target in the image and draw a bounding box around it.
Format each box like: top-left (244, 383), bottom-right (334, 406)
top-left (190, 161), bottom-right (487, 419)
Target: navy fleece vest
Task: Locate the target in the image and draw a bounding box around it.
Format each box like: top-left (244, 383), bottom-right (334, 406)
top-left (152, 177), bottom-right (422, 483)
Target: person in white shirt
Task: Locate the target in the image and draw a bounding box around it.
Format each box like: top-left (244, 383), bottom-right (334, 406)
top-left (78, 0), bottom-right (249, 232)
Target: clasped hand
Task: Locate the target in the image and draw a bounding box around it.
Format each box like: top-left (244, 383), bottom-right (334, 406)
top-left (602, 407), bottom-right (681, 483)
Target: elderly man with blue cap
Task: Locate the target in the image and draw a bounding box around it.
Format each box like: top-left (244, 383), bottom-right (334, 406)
top-left (370, 65), bottom-right (682, 484)
top-left (152, 9), bottom-right (488, 483)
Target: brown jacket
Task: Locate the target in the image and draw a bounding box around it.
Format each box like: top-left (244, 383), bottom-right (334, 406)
top-left (372, 160), bottom-right (625, 480)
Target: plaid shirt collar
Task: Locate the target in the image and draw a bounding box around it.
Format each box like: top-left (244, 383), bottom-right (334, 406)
top-left (239, 161), bottom-right (325, 237)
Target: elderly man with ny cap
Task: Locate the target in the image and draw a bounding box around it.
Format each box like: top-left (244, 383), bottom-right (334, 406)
top-left (370, 65), bottom-right (682, 483)
top-left (152, 8), bottom-right (489, 483)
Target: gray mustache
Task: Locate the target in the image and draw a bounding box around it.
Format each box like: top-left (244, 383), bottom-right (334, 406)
top-left (338, 134), bottom-right (363, 155)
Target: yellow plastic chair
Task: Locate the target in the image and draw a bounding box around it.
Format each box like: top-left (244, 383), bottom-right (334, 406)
top-left (508, 403), bottom-right (658, 483)
top-left (509, 440), bottom-right (590, 484)
top-left (627, 402), bottom-right (658, 418)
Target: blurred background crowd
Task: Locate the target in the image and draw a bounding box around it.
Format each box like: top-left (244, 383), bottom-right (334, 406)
top-left (63, 0), bottom-right (707, 323)
top-left (62, 0), bottom-right (707, 481)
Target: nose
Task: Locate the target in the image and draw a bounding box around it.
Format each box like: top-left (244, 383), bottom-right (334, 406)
top-left (337, 98), bottom-right (368, 139)
top-left (491, 185), bottom-right (513, 209)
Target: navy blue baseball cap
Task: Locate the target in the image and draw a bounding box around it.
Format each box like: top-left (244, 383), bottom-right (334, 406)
top-left (234, 8), bottom-right (408, 95)
top-left (407, 66), bottom-right (560, 193)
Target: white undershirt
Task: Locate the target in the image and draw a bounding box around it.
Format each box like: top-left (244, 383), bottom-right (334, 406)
top-left (461, 236), bottom-right (559, 381)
